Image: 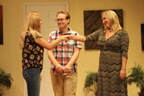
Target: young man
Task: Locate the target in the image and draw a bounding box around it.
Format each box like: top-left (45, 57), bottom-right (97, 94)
top-left (47, 10), bottom-right (82, 96)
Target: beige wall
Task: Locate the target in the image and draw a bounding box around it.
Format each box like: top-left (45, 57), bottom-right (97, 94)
top-left (142, 0), bottom-right (144, 69)
top-left (0, 0), bottom-right (144, 96)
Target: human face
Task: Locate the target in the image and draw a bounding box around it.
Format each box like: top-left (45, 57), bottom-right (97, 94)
top-left (102, 14), bottom-right (111, 29)
top-left (56, 13), bottom-right (70, 29)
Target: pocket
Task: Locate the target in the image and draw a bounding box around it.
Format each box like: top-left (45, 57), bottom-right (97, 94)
top-left (31, 68), bottom-right (40, 76)
top-left (67, 40), bottom-right (75, 58)
top-left (67, 40), bottom-right (75, 47)
top-left (67, 40), bottom-right (75, 52)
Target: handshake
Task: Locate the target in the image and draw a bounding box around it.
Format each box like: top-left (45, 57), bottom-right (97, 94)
top-left (61, 35), bottom-right (72, 42)
top-left (60, 34), bottom-right (84, 42)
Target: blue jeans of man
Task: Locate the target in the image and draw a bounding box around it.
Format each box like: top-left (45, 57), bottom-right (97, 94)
top-left (23, 68), bottom-right (41, 96)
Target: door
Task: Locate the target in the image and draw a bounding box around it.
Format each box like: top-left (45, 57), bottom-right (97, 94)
top-left (23, 2), bottom-right (69, 96)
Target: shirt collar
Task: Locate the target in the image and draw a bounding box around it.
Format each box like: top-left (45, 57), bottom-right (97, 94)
top-left (58, 27), bottom-right (72, 35)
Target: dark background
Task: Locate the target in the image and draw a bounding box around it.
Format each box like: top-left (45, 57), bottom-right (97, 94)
top-left (0, 5), bottom-right (3, 45)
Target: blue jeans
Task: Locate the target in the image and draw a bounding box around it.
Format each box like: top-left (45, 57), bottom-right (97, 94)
top-left (23, 68), bottom-right (41, 96)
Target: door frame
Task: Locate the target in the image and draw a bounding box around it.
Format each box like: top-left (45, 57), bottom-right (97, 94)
top-left (23, 2), bottom-right (69, 20)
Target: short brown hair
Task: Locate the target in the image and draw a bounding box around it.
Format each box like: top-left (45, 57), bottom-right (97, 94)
top-left (56, 10), bottom-right (70, 20)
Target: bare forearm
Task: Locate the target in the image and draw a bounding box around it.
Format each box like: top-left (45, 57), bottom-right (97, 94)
top-left (121, 56), bottom-right (127, 69)
top-left (47, 50), bottom-right (59, 66)
top-left (36, 37), bottom-right (63, 50)
top-left (120, 56), bottom-right (127, 80)
top-left (47, 50), bottom-right (64, 72)
top-left (67, 49), bottom-right (80, 67)
top-left (48, 37), bottom-right (63, 49)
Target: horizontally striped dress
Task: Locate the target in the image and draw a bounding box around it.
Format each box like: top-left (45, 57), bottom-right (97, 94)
top-left (85, 29), bottom-right (129, 96)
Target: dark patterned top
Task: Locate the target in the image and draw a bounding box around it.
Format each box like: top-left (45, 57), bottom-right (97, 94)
top-left (85, 28), bottom-right (129, 96)
top-left (22, 32), bottom-right (44, 71)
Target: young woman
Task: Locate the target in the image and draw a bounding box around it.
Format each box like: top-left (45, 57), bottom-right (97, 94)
top-left (19, 11), bottom-right (67, 96)
top-left (67, 10), bottom-right (129, 96)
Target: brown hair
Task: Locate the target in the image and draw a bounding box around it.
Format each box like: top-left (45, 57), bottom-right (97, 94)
top-left (56, 10), bottom-right (70, 24)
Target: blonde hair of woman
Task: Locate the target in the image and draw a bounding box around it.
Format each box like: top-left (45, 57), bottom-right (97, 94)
top-left (101, 10), bottom-right (122, 32)
top-left (19, 11), bottom-right (67, 49)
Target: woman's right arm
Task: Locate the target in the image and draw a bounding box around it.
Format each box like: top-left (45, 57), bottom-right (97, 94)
top-left (36, 36), bottom-right (67, 50)
top-left (68, 35), bottom-right (86, 42)
top-left (68, 30), bottom-right (100, 42)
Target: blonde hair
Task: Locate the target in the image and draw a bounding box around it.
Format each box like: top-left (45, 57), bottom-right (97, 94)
top-left (56, 10), bottom-right (70, 24)
top-left (101, 10), bottom-right (122, 32)
top-left (19, 11), bottom-right (42, 49)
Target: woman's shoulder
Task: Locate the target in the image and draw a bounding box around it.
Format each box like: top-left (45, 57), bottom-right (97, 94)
top-left (116, 29), bottom-right (128, 35)
top-left (35, 31), bottom-right (42, 38)
top-left (118, 29), bottom-right (127, 32)
top-left (97, 28), bottom-right (104, 32)
top-left (25, 31), bottom-right (32, 37)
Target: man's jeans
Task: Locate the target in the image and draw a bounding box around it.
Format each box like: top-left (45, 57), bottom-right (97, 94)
top-left (23, 68), bottom-right (41, 96)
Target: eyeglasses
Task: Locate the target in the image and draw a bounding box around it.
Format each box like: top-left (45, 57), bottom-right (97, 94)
top-left (55, 19), bottom-right (66, 22)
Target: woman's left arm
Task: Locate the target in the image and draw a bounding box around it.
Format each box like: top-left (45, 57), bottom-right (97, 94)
top-left (119, 30), bottom-right (129, 80)
top-left (120, 56), bottom-right (127, 80)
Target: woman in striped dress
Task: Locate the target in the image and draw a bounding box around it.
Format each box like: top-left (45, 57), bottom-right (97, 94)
top-left (67, 10), bottom-right (129, 96)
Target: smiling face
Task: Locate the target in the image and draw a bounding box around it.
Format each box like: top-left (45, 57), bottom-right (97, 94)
top-left (56, 13), bottom-right (70, 30)
top-left (102, 14), bottom-right (111, 29)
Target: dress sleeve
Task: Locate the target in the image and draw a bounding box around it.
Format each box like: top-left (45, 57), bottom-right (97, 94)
top-left (85, 29), bottom-right (101, 41)
top-left (120, 30), bottom-right (129, 59)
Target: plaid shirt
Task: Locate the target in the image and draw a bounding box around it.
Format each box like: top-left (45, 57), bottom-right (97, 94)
top-left (48, 28), bottom-right (82, 75)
